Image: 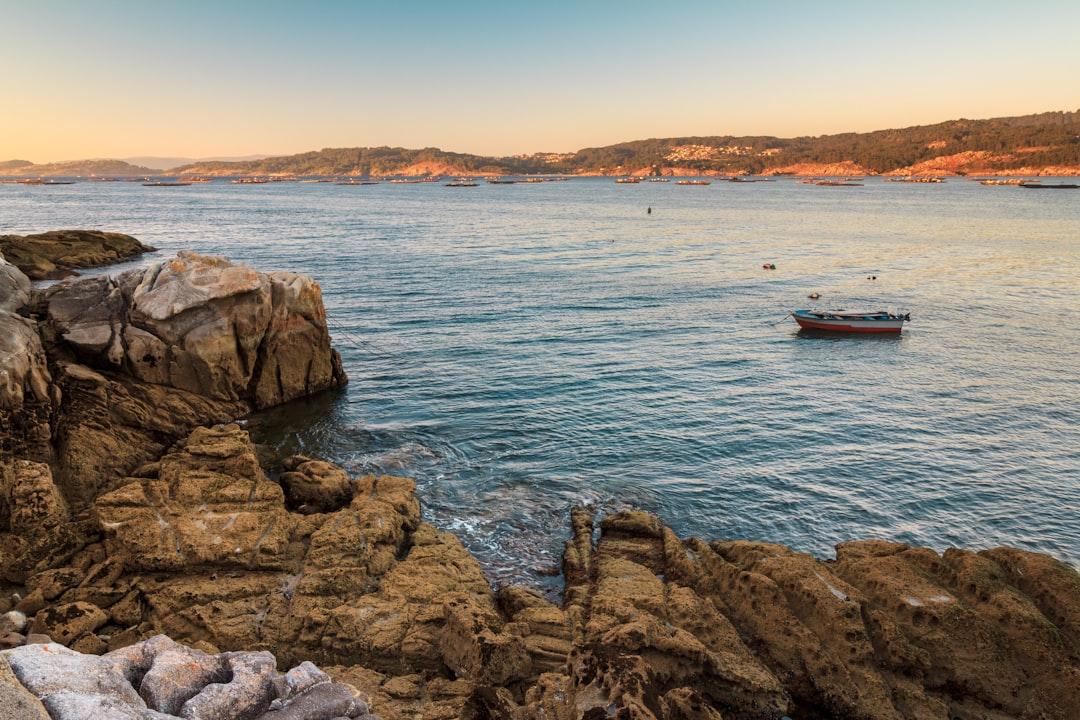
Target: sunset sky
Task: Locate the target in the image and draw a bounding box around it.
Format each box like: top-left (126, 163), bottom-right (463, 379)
top-left (3, 0), bottom-right (1079, 162)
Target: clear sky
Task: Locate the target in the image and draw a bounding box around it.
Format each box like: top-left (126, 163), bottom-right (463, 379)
top-left (2, 0), bottom-right (1079, 162)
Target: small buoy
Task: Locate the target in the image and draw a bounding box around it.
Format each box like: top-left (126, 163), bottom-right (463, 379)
top-left (647, 206), bottom-right (652, 214)
top-left (763, 263), bottom-right (776, 270)
top-left (808, 292), bottom-right (820, 299)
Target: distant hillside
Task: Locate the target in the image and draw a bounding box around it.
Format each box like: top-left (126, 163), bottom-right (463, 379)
top-left (9, 110), bottom-right (1080, 178)
top-left (173, 147), bottom-right (540, 177)
top-left (173, 110), bottom-right (1080, 177)
top-left (0, 159), bottom-right (154, 177)
top-left (559, 110), bottom-right (1080, 176)
top-left (123, 155), bottom-right (271, 171)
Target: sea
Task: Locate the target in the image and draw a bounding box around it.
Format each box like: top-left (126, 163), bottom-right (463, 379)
top-left (3, 177), bottom-right (1078, 588)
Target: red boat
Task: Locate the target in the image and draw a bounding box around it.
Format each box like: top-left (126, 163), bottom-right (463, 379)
top-left (793, 309), bottom-right (909, 334)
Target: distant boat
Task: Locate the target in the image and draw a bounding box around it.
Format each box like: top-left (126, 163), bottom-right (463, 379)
top-left (793, 309), bottom-right (909, 334)
top-left (445, 179), bottom-right (478, 187)
top-left (676, 179), bottom-right (711, 185)
top-left (646, 177), bottom-right (669, 182)
top-left (980, 178), bottom-right (1024, 186)
top-left (41, 180), bottom-right (76, 185)
top-left (232, 178), bottom-right (268, 184)
top-left (487, 178), bottom-right (517, 184)
top-left (615, 177), bottom-right (641, 184)
top-left (336, 180), bottom-right (379, 185)
top-left (816, 180), bottom-right (863, 187)
top-left (143, 181), bottom-right (191, 187)
top-left (1019, 181), bottom-right (1079, 189)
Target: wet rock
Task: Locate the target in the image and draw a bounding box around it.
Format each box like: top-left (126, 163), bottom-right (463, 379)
top-left (0, 229), bottom-right (153, 280)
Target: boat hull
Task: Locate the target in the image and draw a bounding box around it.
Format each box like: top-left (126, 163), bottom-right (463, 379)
top-left (794, 316), bottom-right (904, 333)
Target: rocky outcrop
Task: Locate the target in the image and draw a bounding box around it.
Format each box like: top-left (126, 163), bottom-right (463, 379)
top-left (488, 509), bottom-right (1080, 720)
top-left (8, 422), bottom-right (1079, 719)
top-left (2, 636), bottom-right (372, 720)
top-left (4, 243), bottom-right (1078, 719)
top-left (40, 251), bottom-right (346, 408)
top-left (5, 424), bottom-right (506, 718)
top-left (0, 230), bottom-right (154, 280)
top-left (0, 252), bottom-right (54, 464)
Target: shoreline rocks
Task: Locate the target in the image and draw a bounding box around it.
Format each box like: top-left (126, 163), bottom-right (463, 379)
top-left (0, 230), bottom-right (154, 280)
top-left (2, 636), bottom-right (373, 720)
top-left (5, 422), bottom-right (1079, 718)
top-left (3, 241), bottom-right (1079, 718)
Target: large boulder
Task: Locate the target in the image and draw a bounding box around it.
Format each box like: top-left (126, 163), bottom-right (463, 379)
top-left (0, 229), bottom-right (153, 280)
top-left (42, 251), bottom-right (347, 408)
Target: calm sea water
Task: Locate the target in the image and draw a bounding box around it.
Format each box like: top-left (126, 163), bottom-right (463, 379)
top-left (3, 178), bottom-right (1078, 586)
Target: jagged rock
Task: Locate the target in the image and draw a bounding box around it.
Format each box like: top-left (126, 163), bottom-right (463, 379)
top-left (280, 455), bottom-right (354, 513)
top-left (2, 636), bottom-right (369, 720)
top-left (503, 508), bottom-right (1080, 720)
top-left (0, 229), bottom-right (153, 280)
top-left (41, 251), bottom-right (347, 408)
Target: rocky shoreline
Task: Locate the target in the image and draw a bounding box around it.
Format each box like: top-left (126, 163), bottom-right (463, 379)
top-left (0, 230), bottom-right (154, 281)
top-left (2, 235), bottom-right (1079, 719)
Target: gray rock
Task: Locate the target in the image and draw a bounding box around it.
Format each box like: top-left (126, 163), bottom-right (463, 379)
top-left (139, 645), bottom-right (227, 715)
top-left (42, 693), bottom-right (147, 720)
top-left (282, 660), bottom-right (330, 700)
top-left (253, 682), bottom-right (363, 720)
top-left (3, 635), bottom-right (357, 720)
top-left (0, 654), bottom-right (50, 720)
top-left (178, 650), bottom-right (277, 720)
top-left (4, 642), bottom-right (146, 710)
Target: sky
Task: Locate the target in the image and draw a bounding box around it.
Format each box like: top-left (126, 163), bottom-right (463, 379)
top-left (2, 0), bottom-right (1079, 162)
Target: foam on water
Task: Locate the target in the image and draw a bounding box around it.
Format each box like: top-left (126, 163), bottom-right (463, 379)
top-left (4, 178), bottom-right (1078, 586)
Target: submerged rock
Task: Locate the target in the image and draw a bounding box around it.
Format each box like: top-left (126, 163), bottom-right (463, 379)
top-left (0, 229), bottom-right (153, 280)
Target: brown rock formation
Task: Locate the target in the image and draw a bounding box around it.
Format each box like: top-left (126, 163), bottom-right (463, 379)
top-left (0, 230), bottom-right (153, 280)
top-left (8, 421), bottom-right (1079, 719)
top-left (1, 248), bottom-right (347, 589)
